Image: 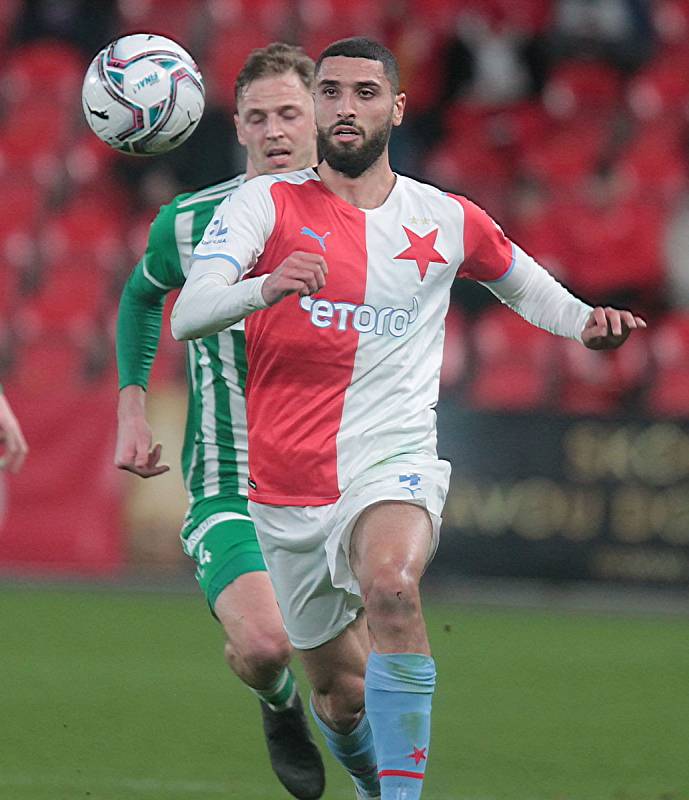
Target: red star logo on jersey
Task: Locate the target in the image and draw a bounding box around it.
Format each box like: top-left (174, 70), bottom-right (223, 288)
top-left (394, 227), bottom-right (447, 281)
top-left (406, 746), bottom-right (427, 766)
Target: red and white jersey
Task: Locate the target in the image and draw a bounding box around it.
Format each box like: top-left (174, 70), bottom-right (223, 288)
top-left (192, 168), bottom-right (573, 506)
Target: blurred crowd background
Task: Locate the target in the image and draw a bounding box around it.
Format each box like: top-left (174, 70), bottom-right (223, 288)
top-left (1, 0), bottom-right (689, 583)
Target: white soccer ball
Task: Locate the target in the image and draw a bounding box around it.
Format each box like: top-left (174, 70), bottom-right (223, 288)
top-left (81, 33), bottom-right (205, 156)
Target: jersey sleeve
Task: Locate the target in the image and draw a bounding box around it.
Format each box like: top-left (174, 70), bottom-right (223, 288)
top-left (450, 194), bottom-right (514, 282)
top-left (116, 203), bottom-right (185, 391)
top-left (116, 263), bottom-right (166, 390)
top-left (192, 176), bottom-right (276, 282)
top-left (141, 202), bottom-right (187, 289)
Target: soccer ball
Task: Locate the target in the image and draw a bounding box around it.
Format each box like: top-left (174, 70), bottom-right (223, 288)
top-left (81, 33), bottom-right (205, 156)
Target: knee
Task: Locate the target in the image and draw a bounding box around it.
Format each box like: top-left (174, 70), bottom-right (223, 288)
top-left (363, 566), bottom-right (422, 623)
top-left (312, 674), bottom-right (365, 733)
top-left (224, 627), bottom-right (292, 673)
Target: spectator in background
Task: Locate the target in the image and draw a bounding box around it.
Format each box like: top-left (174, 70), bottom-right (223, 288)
top-left (0, 386), bottom-right (28, 473)
top-left (548, 0), bottom-right (654, 71)
top-left (10, 0), bottom-right (118, 56)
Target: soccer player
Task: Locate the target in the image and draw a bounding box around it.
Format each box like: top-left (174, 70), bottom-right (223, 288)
top-left (171, 37), bottom-right (646, 800)
top-left (0, 386), bottom-right (28, 473)
top-left (114, 43), bottom-right (325, 800)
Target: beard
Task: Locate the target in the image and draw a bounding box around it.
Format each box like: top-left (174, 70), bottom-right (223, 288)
top-left (317, 118), bottom-right (392, 178)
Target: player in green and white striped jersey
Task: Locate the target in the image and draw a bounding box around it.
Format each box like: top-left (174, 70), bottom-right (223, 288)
top-left (115, 44), bottom-right (325, 800)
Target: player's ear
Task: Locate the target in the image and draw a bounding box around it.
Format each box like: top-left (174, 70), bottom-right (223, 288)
top-left (392, 91), bottom-right (406, 127)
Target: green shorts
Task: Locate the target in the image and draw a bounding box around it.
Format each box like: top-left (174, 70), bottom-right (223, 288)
top-left (180, 495), bottom-right (266, 610)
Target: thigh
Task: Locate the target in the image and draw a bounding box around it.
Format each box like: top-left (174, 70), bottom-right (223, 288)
top-left (325, 457), bottom-right (450, 596)
top-left (214, 571), bottom-right (286, 647)
top-left (180, 495), bottom-right (266, 610)
top-left (249, 501), bottom-right (362, 651)
top-left (349, 501), bottom-right (433, 596)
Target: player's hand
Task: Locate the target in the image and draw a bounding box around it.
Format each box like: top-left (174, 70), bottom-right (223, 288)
top-left (581, 306), bottom-right (647, 350)
top-left (261, 251), bottom-right (328, 306)
top-left (0, 394), bottom-right (28, 474)
top-left (115, 386), bottom-right (170, 478)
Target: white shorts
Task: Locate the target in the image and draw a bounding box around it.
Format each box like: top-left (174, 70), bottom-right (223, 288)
top-left (248, 457), bottom-right (451, 650)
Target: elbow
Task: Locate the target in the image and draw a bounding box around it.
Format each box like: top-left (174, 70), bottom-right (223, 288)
top-left (170, 308), bottom-right (196, 341)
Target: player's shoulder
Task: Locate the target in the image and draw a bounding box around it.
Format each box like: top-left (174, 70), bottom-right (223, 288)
top-left (395, 174), bottom-right (461, 206)
top-left (395, 173), bottom-right (476, 219)
top-left (174, 173), bottom-right (246, 211)
top-left (148, 174), bottom-right (246, 242)
top-left (236, 168), bottom-right (318, 197)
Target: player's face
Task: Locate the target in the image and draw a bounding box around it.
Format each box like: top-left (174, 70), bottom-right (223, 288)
top-left (314, 56), bottom-right (405, 178)
top-left (235, 71), bottom-right (317, 178)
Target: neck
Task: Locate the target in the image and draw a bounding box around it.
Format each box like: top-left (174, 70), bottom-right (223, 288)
top-left (318, 153), bottom-right (396, 209)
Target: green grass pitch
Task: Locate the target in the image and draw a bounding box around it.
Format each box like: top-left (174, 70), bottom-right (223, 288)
top-left (1, 585), bottom-right (687, 800)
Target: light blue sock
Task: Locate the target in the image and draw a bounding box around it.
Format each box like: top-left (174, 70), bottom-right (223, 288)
top-left (365, 652), bottom-right (436, 800)
top-left (310, 697), bottom-right (380, 798)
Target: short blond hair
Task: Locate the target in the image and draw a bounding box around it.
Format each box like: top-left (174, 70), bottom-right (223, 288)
top-left (235, 43), bottom-right (315, 103)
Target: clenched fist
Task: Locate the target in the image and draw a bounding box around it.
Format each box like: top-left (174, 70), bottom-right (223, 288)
top-left (261, 251), bottom-right (328, 306)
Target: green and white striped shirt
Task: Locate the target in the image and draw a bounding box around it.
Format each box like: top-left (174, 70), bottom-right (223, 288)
top-left (117, 174), bottom-right (249, 503)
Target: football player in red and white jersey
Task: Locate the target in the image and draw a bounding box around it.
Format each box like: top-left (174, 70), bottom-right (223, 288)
top-left (172, 37), bottom-right (645, 800)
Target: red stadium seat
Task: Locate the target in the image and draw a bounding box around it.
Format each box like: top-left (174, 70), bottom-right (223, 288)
top-left (64, 132), bottom-right (121, 187)
top-left (543, 61), bottom-right (623, 118)
top-left (0, 178), bottom-right (42, 235)
top-left (627, 51), bottom-right (689, 118)
top-left (617, 119), bottom-right (688, 204)
top-left (16, 257), bottom-right (111, 332)
top-left (117, 0), bottom-right (202, 46)
top-left (204, 27), bottom-right (277, 109)
top-left (520, 116), bottom-right (609, 192)
top-left (555, 333), bottom-right (650, 416)
top-left (0, 0), bottom-right (21, 51)
top-left (467, 305), bottom-right (558, 411)
top-left (555, 187), bottom-right (665, 305)
top-left (646, 312), bottom-right (689, 418)
top-left (0, 41), bottom-right (85, 106)
top-left (11, 334), bottom-right (89, 394)
top-left (506, 182), bottom-right (570, 278)
top-left (40, 200), bottom-right (126, 269)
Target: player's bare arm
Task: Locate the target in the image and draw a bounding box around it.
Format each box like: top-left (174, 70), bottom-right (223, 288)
top-left (0, 392), bottom-right (28, 473)
top-left (581, 306), bottom-right (647, 350)
top-left (115, 384), bottom-right (170, 478)
top-left (261, 251), bottom-right (328, 305)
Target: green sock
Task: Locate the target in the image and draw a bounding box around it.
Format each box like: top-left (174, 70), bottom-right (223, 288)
top-left (251, 667), bottom-right (297, 711)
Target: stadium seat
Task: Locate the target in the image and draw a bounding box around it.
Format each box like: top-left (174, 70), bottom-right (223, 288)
top-left (17, 255), bottom-right (113, 332)
top-left (204, 27), bottom-right (277, 109)
top-left (0, 177), bottom-right (41, 235)
top-left (555, 333), bottom-right (650, 416)
top-left (506, 181), bottom-right (569, 277)
top-left (467, 305), bottom-right (558, 411)
top-left (520, 115), bottom-right (609, 191)
top-left (542, 60), bottom-right (623, 119)
top-left (0, 40), bottom-right (85, 106)
top-left (0, 0), bottom-right (21, 51)
top-left (554, 182), bottom-right (665, 305)
top-left (64, 131), bottom-right (120, 186)
top-left (617, 119), bottom-right (688, 204)
top-left (11, 333), bottom-right (90, 394)
top-left (0, 263), bottom-right (18, 317)
top-left (116, 0), bottom-right (202, 46)
top-left (646, 312), bottom-right (689, 418)
top-left (40, 200), bottom-right (126, 269)
top-left (626, 51), bottom-right (689, 118)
